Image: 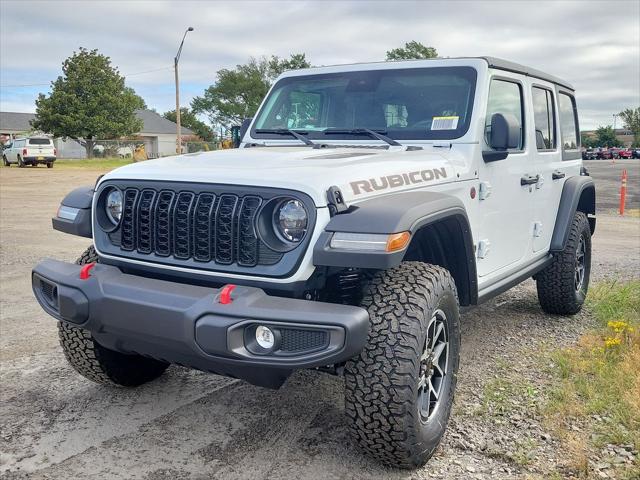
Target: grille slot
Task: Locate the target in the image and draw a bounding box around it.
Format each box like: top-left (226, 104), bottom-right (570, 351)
top-left (107, 187), bottom-right (282, 268)
top-left (215, 194), bottom-right (238, 265)
top-left (121, 189), bottom-right (139, 251)
top-left (280, 329), bottom-right (328, 353)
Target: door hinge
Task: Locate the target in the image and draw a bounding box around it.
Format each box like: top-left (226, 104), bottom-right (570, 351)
top-left (477, 240), bottom-right (491, 259)
top-left (535, 175), bottom-right (544, 189)
top-left (478, 181), bottom-right (492, 200)
top-left (533, 222), bottom-right (543, 237)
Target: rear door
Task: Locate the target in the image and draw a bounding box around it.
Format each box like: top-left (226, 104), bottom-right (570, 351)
top-left (530, 88), bottom-right (582, 253)
top-left (529, 84), bottom-right (561, 252)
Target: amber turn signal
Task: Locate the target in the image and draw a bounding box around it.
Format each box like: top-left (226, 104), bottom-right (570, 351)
top-left (386, 231), bottom-right (411, 252)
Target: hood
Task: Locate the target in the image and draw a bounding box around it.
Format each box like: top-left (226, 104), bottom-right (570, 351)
top-left (102, 146), bottom-right (459, 207)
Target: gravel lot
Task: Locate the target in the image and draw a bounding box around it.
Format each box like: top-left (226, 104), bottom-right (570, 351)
top-left (1, 163), bottom-right (639, 479)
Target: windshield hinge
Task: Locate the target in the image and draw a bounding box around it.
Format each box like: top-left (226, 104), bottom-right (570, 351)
top-left (326, 186), bottom-right (349, 216)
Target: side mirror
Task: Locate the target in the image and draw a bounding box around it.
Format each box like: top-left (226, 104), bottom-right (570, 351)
top-left (489, 113), bottom-right (520, 150)
top-left (483, 113), bottom-right (521, 162)
top-left (239, 117), bottom-right (253, 141)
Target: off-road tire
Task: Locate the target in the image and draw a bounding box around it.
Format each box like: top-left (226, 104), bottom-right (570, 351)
top-left (536, 211), bottom-right (592, 315)
top-left (57, 246), bottom-right (169, 386)
top-left (344, 261), bottom-right (461, 468)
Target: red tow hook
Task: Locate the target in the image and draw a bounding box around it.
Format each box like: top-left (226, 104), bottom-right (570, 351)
top-left (79, 262), bottom-right (96, 280)
top-left (219, 284), bottom-right (237, 304)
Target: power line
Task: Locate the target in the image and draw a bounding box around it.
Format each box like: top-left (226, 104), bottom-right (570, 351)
top-left (0, 65), bottom-right (173, 89)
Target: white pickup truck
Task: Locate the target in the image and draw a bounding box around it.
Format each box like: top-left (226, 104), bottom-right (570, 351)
top-left (3, 136), bottom-right (56, 168)
top-left (33, 57), bottom-right (595, 468)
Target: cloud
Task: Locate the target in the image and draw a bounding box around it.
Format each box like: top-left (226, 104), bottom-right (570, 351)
top-left (1, 0), bottom-right (638, 129)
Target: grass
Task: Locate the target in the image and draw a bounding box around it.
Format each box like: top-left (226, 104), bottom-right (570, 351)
top-left (54, 157), bottom-right (134, 169)
top-left (546, 281), bottom-right (640, 478)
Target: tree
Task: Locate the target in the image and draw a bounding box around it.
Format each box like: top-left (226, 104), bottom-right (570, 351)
top-left (267, 53), bottom-right (311, 80)
top-left (32, 48), bottom-right (145, 158)
top-left (618, 107), bottom-right (640, 147)
top-left (580, 132), bottom-right (597, 148)
top-left (594, 125), bottom-right (623, 148)
top-left (386, 41), bottom-right (438, 61)
top-left (191, 54), bottom-right (310, 130)
top-left (163, 108), bottom-right (214, 141)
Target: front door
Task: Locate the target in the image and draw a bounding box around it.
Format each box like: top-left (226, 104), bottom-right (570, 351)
top-left (476, 76), bottom-right (535, 277)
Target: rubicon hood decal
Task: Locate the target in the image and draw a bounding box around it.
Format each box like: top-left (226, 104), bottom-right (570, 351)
top-left (350, 167), bottom-right (448, 195)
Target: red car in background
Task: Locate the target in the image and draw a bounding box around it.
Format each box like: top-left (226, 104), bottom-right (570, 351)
top-left (598, 148), bottom-right (613, 159)
top-left (618, 148), bottom-right (632, 159)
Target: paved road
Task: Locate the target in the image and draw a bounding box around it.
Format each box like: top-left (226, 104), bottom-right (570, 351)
top-left (1, 166), bottom-right (638, 479)
top-left (585, 158), bottom-right (639, 212)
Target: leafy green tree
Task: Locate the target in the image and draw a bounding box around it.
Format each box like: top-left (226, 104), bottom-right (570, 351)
top-left (267, 53), bottom-right (311, 80)
top-left (594, 125), bottom-right (623, 148)
top-left (32, 48), bottom-right (145, 158)
top-left (163, 108), bottom-right (214, 141)
top-left (581, 132), bottom-right (597, 148)
top-left (191, 54), bottom-right (310, 130)
top-left (618, 107), bottom-right (640, 147)
top-left (386, 41), bottom-right (438, 61)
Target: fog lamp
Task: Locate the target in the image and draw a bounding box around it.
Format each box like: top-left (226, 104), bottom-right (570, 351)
top-left (255, 325), bottom-right (275, 349)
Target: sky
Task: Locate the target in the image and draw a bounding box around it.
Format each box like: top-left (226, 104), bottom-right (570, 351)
top-left (1, 0), bottom-right (639, 130)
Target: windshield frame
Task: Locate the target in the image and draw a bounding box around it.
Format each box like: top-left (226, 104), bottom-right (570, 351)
top-left (250, 66), bottom-right (478, 143)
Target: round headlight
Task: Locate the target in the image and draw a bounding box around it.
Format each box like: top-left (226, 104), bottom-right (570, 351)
top-left (105, 188), bottom-right (123, 225)
top-left (275, 199), bottom-right (307, 242)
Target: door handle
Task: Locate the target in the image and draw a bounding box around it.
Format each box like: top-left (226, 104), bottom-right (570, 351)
top-left (552, 171), bottom-right (566, 180)
top-left (520, 174), bottom-right (540, 186)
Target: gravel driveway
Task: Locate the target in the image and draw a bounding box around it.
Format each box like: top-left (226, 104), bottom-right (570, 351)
top-left (1, 165), bottom-right (638, 479)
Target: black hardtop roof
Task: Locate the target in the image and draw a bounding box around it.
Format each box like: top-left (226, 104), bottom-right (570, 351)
top-left (479, 56), bottom-right (574, 91)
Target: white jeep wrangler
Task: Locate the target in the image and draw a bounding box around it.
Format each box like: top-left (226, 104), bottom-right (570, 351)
top-left (33, 57), bottom-right (595, 468)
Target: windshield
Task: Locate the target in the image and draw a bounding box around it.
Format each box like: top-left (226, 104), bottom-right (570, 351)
top-left (252, 66), bottom-right (477, 142)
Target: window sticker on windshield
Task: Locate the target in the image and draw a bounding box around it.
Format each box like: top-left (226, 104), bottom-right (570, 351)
top-left (431, 116), bottom-right (459, 130)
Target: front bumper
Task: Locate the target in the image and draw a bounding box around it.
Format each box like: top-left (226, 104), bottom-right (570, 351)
top-left (32, 259), bottom-right (369, 388)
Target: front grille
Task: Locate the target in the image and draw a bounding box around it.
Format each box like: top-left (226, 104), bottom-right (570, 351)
top-left (115, 187), bottom-right (279, 268)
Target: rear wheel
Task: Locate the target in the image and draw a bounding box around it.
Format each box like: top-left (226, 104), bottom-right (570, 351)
top-left (17, 156), bottom-right (24, 168)
top-left (344, 262), bottom-right (461, 468)
top-left (536, 211), bottom-right (592, 314)
top-left (46, 162), bottom-right (53, 168)
top-left (58, 246), bottom-right (169, 386)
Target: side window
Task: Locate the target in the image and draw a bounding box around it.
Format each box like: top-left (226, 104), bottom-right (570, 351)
top-left (558, 92), bottom-right (579, 153)
top-left (485, 79), bottom-right (524, 150)
top-left (532, 87), bottom-right (556, 150)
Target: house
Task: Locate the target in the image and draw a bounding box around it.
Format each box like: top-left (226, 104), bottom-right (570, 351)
top-left (0, 110), bottom-right (194, 158)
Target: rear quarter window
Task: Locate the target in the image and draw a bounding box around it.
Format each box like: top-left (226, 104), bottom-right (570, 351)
top-left (28, 138), bottom-right (53, 145)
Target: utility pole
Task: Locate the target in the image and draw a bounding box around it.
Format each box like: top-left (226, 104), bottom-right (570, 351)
top-left (174, 27), bottom-right (194, 154)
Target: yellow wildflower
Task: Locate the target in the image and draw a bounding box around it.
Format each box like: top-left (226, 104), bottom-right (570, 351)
top-left (604, 337), bottom-right (621, 348)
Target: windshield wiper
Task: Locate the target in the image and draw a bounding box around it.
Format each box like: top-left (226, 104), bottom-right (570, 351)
top-left (254, 128), bottom-right (316, 146)
top-left (322, 128), bottom-right (401, 147)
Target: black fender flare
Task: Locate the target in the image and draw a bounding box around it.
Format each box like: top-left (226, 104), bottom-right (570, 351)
top-left (51, 185), bottom-right (94, 238)
top-left (550, 176), bottom-right (596, 252)
top-left (313, 191), bottom-right (477, 304)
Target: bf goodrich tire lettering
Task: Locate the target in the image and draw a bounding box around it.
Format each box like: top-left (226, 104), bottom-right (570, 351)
top-left (344, 262), bottom-right (461, 468)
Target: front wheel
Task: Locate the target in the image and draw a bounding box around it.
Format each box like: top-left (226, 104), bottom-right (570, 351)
top-left (344, 262), bottom-right (461, 468)
top-left (2, 156), bottom-right (8, 167)
top-left (536, 211), bottom-right (592, 314)
top-left (58, 246), bottom-right (169, 386)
